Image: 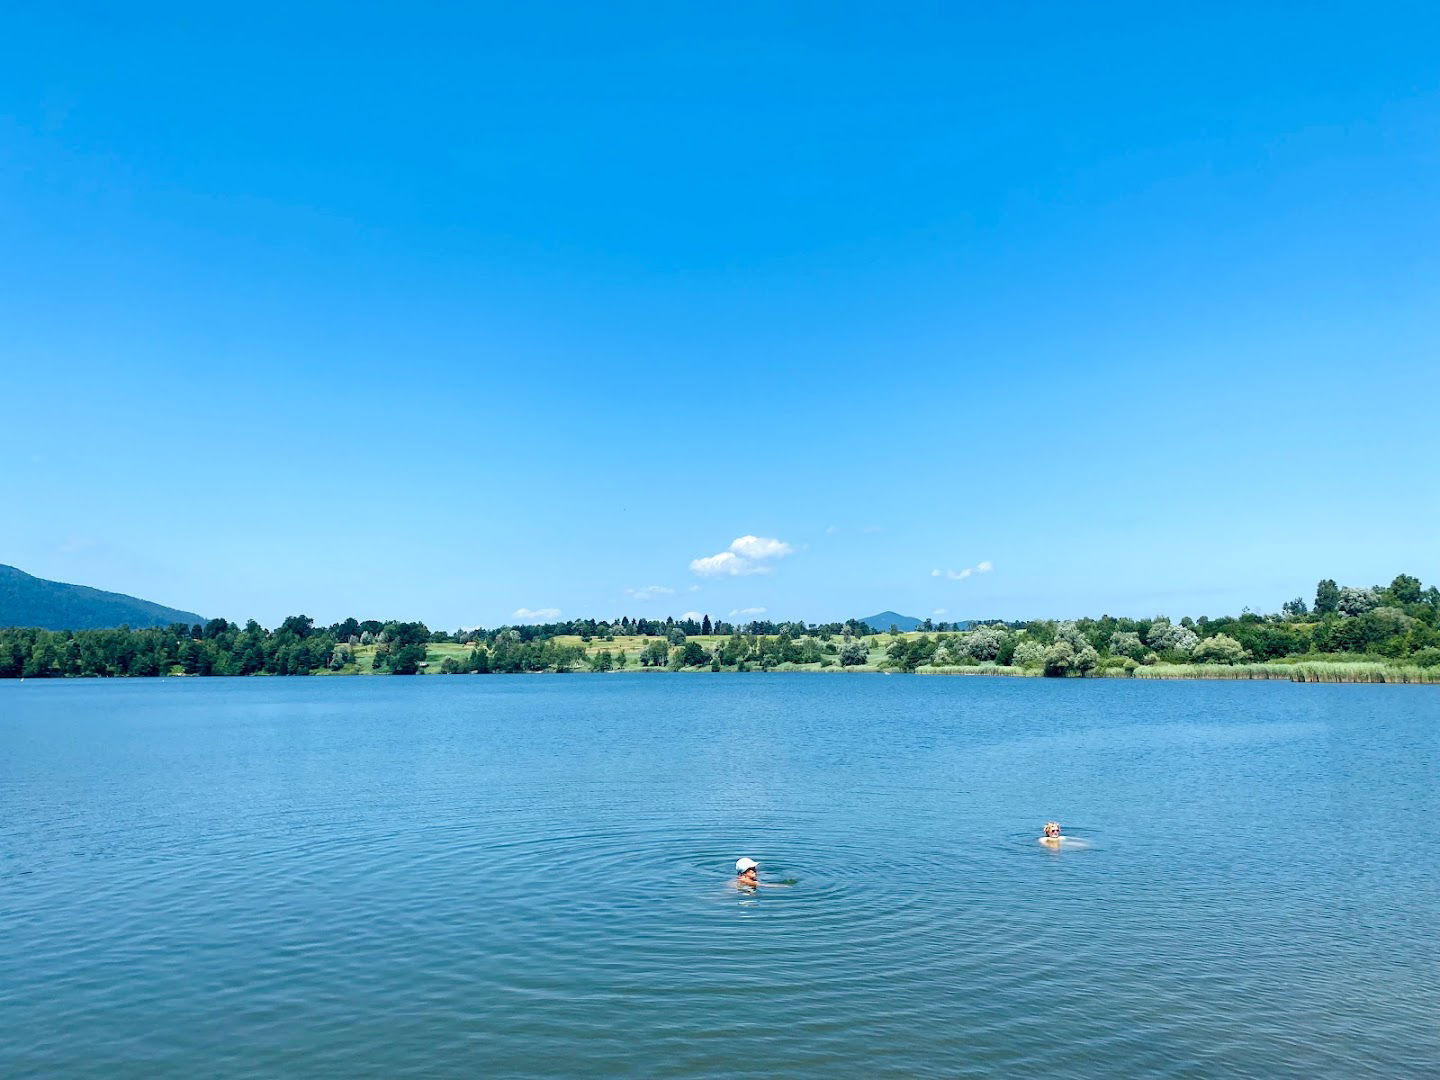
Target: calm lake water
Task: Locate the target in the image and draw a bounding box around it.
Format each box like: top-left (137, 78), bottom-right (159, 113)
top-left (2, 675), bottom-right (1437, 1077)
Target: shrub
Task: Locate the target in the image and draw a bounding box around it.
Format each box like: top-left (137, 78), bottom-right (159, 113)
top-left (1108, 631), bottom-right (1143, 660)
top-left (1147, 618), bottom-right (1198, 655)
top-left (1043, 638), bottom-right (1099, 677)
top-left (1192, 634), bottom-right (1246, 665)
top-left (1012, 640), bottom-right (1046, 669)
top-left (953, 624), bottom-right (1007, 662)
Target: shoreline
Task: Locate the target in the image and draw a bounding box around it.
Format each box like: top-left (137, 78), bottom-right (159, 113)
top-left (7, 665), bottom-right (1438, 685)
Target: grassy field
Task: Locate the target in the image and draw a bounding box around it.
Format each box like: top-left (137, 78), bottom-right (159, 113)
top-left (343, 635), bottom-right (894, 674)
top-left (338, 634), bottom-right (1438, 682)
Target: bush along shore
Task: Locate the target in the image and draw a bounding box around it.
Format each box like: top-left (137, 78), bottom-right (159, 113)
top-left (2, 575), bottom-right (1438, 683)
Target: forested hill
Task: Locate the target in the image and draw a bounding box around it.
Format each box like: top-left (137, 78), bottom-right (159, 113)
top-left (858, 611), bottom-right (923, 632)
top-left (0, 564), bottom-right (204, 630)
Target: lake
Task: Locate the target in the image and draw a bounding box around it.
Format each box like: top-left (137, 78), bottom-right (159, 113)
top-left (2, 674), bottom-right (1436, 1077)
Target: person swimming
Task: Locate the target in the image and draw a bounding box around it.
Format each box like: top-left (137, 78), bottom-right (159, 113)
top-left (734, 857), bottom-right (789, 889)
top-left (1039, 821), bottom-right (1063, 846)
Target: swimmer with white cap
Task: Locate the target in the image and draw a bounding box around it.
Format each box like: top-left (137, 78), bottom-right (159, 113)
top-left (734, 857), bottom-right (788, 889)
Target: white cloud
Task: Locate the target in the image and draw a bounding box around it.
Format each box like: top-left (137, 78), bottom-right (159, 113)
top-left (681, 611), bottom-right (703, 621)
top-left (730, 607), bottom-right (767, 616)
top-left (932, 608), bottom-right (948, 616)
top-left (625, 584), bottom-right (675, 601)
top-left (690, 535), bottom-right (795, 577)
top-left (689, 551), bottom-right (759, 576)
top-left (932, 561), bottom-right (994, 582)
top-left (729, 535), bottom-right (794, 560)
top-left (513, 607), bottom-right (561, 621)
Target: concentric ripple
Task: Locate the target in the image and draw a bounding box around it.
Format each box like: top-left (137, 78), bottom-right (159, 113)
top-left (2, 674), bottom-right (1437, 1078)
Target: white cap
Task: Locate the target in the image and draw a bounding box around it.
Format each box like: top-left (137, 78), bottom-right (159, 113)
top-left (735, 857), bottom-right (758, 873)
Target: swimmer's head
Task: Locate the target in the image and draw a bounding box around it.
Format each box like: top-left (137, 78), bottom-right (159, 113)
top-left (735, 857), bottom-right (758, 875)
top-left (1043, 821), bottom-right (1061, 837)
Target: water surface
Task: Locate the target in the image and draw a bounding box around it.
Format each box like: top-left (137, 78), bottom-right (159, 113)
top-left (2, 675), bottom-right (1436, 1077)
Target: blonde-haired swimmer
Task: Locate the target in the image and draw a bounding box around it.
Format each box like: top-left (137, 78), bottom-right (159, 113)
top-left (1040, 821), bottom-right (1063, 846)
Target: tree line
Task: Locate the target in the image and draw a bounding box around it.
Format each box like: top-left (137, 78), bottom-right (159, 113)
top-left (1, 575), bottom-right (1437, 679)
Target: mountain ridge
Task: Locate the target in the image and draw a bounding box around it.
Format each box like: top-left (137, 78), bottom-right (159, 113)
top-left (0, 564), bottom-right (205, 630)
top-left (856, 610), bottom-right (923, 632)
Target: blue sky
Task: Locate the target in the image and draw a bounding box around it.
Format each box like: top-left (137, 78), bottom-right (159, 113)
top-left (3, 3), bottom-right (1438, 628)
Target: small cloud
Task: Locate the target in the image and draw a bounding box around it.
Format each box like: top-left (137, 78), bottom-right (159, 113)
top-left (729, 535), bottom-right (793, 560)
top-left (57, 536), bottom-right (99, 554)
top-left (932, 608), bottom-right (947, 616)
top-left (513, 607), bottom-right (561, 621)
top-left (690, 535), bottom-right (794, 577)
top-left (681, 611), bottom-right (703, 621)
top-left (861, 525), bottom-right (884, 535)
top-left (625, 585), bottom-right (675, 601)
top-left (690, 551), bottom-right (760, 577)
top-left (933, 561), bottom-right (993, 581)
top-left (687, 584), bottom-right (701, 592)
top-left (825, 524), bottom-right (840, 535)
top-left (730, 607), bottom-right (767, 616)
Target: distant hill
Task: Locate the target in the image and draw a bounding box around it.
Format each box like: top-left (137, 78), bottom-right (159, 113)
top-left (857, 611), bottom-right (924, 632)
top-left (0, 564), bottom-right (205, 631)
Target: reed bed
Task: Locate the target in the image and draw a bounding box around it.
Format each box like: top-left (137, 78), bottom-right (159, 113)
top-left (1134, 661), bottom-right (1440, 684)
top-left (918, 664), bottom-right (1038, 677)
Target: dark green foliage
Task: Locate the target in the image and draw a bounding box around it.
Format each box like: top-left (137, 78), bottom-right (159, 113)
top-left (387, 643), bottom-right (428, 675)
top-left (5, 571), bottom-right (1437, 680)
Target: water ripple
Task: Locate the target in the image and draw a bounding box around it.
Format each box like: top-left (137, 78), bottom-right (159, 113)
top-left (2, 675), bottom-right (1437, 1077)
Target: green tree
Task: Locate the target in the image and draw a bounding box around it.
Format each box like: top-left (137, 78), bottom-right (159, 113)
top-left (389, 643), bottom-right (428, 674)
top-left (1108, 631), bottom-right (1144, 660)
top-left (1011, 640), bottom-right (1045, 668)
top-left (1314, 579), bottom-right (1340, 615)
top-left (1192, 634), bottom-right (1246, 664)
top-left (1337, 586), bottom-right (1380, 617)
top-left (1387, 574), bottom-right (1423, 605)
